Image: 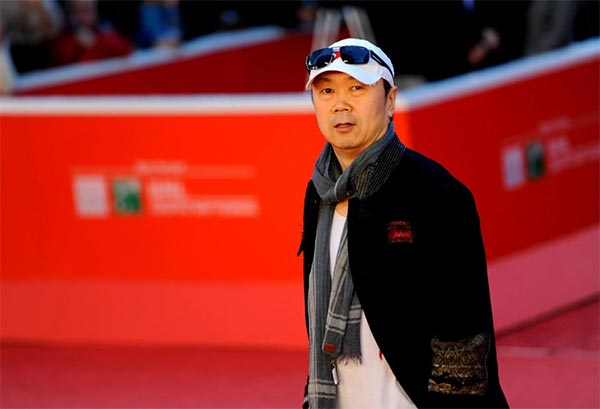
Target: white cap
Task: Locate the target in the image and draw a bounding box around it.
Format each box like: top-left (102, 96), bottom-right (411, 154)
top-left (305, 38), bottom-right (395, 90)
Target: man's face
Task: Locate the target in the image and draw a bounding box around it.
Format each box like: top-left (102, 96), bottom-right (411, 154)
top-left (311, 72), bottom-right (396, 166)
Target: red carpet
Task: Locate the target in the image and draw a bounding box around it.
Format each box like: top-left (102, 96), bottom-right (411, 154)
top-left (2, 298), bottom-right (598, 408)
top-left (496, 297), bottom-right (599, 408)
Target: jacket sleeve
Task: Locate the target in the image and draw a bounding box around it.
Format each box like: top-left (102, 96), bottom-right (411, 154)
top-left (299, 182), bottom-right (318, 409)
top-left (424, 182), bottom-right (509, 408)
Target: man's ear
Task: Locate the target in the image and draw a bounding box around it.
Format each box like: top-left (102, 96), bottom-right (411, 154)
top-left (387, 86), bottom-right (398, 117)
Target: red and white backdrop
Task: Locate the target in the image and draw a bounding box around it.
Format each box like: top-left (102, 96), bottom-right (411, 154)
top-left (1, 40), bottom-right (598, 347)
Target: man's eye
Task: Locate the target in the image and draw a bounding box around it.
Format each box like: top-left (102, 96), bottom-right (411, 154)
top-left (351, 85), bottom-right (364, 91)
top-left (321, 88), bottom-right (333, 94)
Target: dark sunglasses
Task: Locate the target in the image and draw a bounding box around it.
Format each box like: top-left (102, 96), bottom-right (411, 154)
top-left (305, 45), bottom-right (393, 76)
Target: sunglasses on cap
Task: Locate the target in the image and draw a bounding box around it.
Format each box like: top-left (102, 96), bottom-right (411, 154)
top-left (305, 45), bottom-right (393, 76)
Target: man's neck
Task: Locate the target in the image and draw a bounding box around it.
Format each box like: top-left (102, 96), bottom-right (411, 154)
top-left (335, 199), bottom-right (349, 217)
top-left (333, 149), bottom-right (357, 171)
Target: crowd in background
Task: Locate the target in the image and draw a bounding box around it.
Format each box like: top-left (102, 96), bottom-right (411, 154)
top-left (0, 0), bottom-right (312, 75)
top-left (0, 0), bottom-right (598, 89)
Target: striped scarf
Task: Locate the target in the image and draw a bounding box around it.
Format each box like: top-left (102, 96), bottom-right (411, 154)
top-left (308, 123), bottom-right (406, 408)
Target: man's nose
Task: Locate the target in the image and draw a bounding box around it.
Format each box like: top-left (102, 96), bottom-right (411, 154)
top-left (333, 96), bottom-right (351, 113)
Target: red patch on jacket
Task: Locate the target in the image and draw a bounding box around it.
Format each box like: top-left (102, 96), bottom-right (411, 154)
top-left (387, 221), bottom-right (414, 244)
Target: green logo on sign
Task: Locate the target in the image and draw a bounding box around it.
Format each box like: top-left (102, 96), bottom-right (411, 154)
top-left (113, 179), bottom-right (142, 215)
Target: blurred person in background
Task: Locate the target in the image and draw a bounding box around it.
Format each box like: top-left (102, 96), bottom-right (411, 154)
top-left (523, 0), bottom-right (592, 56)
top-left (178, 0), bottom-right (305, 41)
top-left (96, 0), bottom-right (141, 46)
top-left (49, 0), bottom-right (134, 67)
top-left (0, 19), bottom-right (17, 93)
top-left (136, 0), bottom-right (182, 49)
top-left (296, 0), bottom-right (319, 32)
top-left (301, 0), bottom-right (530, 86)
top-left (299, 37), bottom-right (508, 408)
top-left (363, 0), bottom-right (530, 83)
top-left (0, 0), bottom-right (64, 73)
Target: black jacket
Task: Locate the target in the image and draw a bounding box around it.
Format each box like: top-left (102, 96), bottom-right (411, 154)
top-left (299, 147), bottom-right (509, 408)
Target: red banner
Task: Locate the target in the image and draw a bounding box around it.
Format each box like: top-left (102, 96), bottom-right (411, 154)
top-left (1, 42), bottom-right (598, 346)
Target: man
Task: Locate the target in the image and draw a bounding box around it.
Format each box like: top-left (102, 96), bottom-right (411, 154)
top-left (298, 38), bottom-right (509, 408)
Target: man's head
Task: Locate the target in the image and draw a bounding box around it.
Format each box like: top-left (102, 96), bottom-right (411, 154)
top-left (305, 38), bottom-right (397, 169)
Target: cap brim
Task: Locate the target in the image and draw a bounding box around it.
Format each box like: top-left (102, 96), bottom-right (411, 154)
top-left (305, 59), bottom-right (382, 90)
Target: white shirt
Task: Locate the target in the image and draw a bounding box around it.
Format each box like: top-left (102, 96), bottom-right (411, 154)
top-left (330, 211), bottom-right (416, 409)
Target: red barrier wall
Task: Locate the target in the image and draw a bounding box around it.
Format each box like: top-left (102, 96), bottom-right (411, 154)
top-left (401, 46), bottom-right (599, 329)
top-left (1, 42), bottom-right (598, 347)
top-left (2, 113), bottom-right (319, 282)
top-left (407, 58), bottom-right (599, 261)
top-left (11, 27), bottom-right (315, 95)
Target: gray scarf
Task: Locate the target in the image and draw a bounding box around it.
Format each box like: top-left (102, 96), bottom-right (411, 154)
top-left (307, 123), bottom-right (406, 408)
